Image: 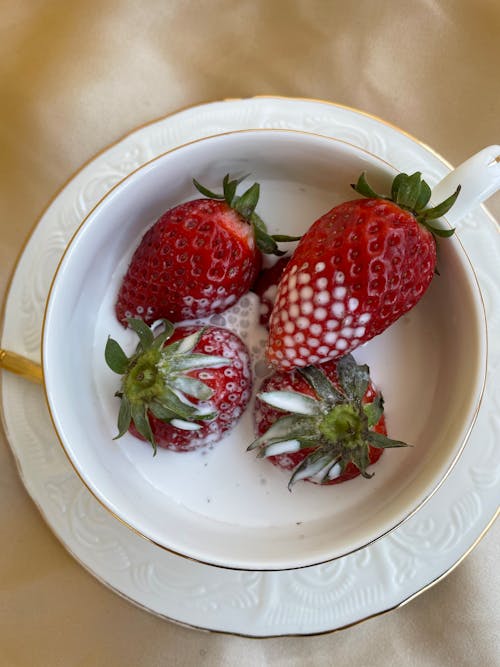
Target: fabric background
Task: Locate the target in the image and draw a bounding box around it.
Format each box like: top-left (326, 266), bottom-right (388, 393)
top-left (0, 1), bottom-right (498, 665)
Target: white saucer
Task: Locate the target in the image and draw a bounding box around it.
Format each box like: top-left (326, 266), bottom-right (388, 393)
top-left (1, 96), bottom-right (499, 636)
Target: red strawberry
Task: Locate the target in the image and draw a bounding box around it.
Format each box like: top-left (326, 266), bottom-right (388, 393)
top-left (105, 318), bottom-right (252, 453)
top-left (266, 172), bottom-right (460, 370)
top-left (249, 354), bottom-right (407, 488)
top-left (251, 256), bottom-right (290, 327)
top-left (116, 175), bottom-right (298, 326)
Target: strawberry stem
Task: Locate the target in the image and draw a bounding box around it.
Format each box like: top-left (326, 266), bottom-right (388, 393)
top-left (104, 319), bottom-right (229, 453)
top-left (351, 171), bottom-right (460, 237)
top-left (193, 174), bottom-right (301, 256)
top-left (249, 355), bottom-right (410, 488)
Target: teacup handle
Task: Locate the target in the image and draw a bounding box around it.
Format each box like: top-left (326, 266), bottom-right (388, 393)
top-left (431, 145), bottom-right (500, 227)
top-left (0, 349), bottom-right (43, 384)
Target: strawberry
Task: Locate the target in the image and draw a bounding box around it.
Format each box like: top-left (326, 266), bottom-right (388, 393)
top-left (249, 354), bottom-right (407, 488)
top-left (251, 256), bottom-right (290, 327)
top-left (115, 175), bottom-right (298, 326)
top-left (105, 318), bottom-right (252, 453)
top-left (266, 172), bottom-right (460, 370)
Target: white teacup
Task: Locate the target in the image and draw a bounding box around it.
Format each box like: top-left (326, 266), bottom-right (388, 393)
top-left (5, 130), bottom-right (496, 570)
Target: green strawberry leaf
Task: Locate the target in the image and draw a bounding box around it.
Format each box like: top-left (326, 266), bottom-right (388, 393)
top-left (252, 211), bottom-right (300, 253)
top-left (351, 172), bottom-right (386, 199)
top-left (336, 354), bottom-right (369, 403)
top-left (363, 393), bottom-right (384, 427)
top-left (192, 178), bottom-right (225, 200)
top-left (421, 185), bottom-right (461, 221)
top-left (149, 400), bottom-right (178, 422)
top-left (222, 174), bottom-right (249, 206)
top-left (270, 234), bottom-right (301, 242)
top-left (131, 402), bottom-right (156, 454)
top-left (414, 179), bottom-right (432, 211)
top-left (390, 173), bottom-right (407, 202)
top-left (356, 444), bottom-right (374, 478)
top-left (251, 211), bottom-right (267, 234)
top-left (159, 387), bottom-right (202, 421)
top-left (151, 320), bottom-right (175, 348)
top-left (422, 221), bottom-right (456, 238)
top-left (393, 172), bottom-right (423, 209)
top-left (234, 182), bottom-right (260, 219)
top-left (258, 390), bottom-right (322, 415)
top-left (194, 174), bottom-right (251, 206)
top-left (367, 431), bottom-right (410, 449)
top-left (287, 448), bottom-right (336, 489)
top-left (169, 353), bottom-right (230, 372)
top-left (257, 233), bottom-right (284, 255)
top-left (316, 455), bottom-right (344, 484)
top-left (166, 328), bottom-right (205, 355)
top-left (258, 434), bottom-right (319, 459)
top-left (105, 337), bottom-right (129, 374)
top-left (222, 175), bottom-right (238, 206)
top-left (126, 317), bottom-right (154, 350)
top-left (113, 396), bottom-right (132, 439)
top-left (247, 414), bottom-right (318, 451)
top-left (170, 375), bottom-right (214, 400)
top-left (299, 365), bottom-right (345, 405)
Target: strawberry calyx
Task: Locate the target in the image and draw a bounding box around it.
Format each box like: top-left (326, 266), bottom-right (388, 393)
top-left (193, 174), bottom-right (300, 256)
top-left (105, 318), bottom-right (230, 454)
top-left (249, 355), bottom-right (409, 489)
top-left (351, 171), bottom-right (461, 238)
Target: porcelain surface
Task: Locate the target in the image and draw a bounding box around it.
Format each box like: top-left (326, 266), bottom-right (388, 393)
top-left (1, 97), bottom-right (499, 635)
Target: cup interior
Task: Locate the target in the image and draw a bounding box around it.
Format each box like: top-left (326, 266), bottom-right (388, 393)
top-left (43, 130), bottom-right (486, 570)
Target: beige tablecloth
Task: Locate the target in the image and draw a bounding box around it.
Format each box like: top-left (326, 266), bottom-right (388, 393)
top-left (1, 1), bottom-right (499, 665)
